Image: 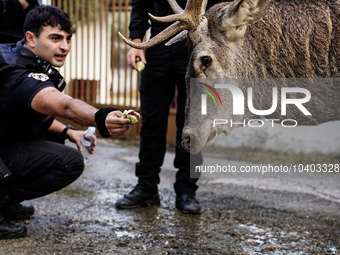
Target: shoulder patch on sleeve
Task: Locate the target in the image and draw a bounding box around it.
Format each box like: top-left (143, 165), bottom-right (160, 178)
top-left (28, 73), bottom-right (50, 82)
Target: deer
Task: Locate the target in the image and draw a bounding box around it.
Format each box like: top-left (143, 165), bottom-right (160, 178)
top-left (119, 0), bottom-right (340, 154)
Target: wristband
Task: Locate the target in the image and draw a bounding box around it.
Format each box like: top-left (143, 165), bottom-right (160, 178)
top-left (95, 107), bottom-right (117, 138)
top-left (61, 125), bottom-right (74, 139)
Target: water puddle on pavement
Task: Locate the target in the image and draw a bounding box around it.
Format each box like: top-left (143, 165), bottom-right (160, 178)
top-left (91, 186), bottom-right (339, 254)
top-left (115, 230), bottom-right (136, 238)
top-left (237, 223), bottom-right (338, 254)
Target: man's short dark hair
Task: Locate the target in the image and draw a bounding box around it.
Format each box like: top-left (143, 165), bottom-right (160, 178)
top-left (23, 5), bottom-right (75, 39)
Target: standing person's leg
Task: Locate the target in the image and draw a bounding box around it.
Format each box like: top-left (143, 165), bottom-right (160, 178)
top-left (172, 42), bottom-right (203, 214)
top-left (115, 44), bottom-right (175, 208)
top-left (173, 83), bottom-right (203, 214)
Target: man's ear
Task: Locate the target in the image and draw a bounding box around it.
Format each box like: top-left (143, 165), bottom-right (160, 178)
top-left (25, 31), bottom-right (36, 48)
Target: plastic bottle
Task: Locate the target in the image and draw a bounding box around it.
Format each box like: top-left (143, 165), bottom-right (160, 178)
top-left (81, 126), bottom-right (96, 164)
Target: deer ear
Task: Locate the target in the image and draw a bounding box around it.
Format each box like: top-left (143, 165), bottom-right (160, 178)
top-left (221, 0), bottom-right (268, 39)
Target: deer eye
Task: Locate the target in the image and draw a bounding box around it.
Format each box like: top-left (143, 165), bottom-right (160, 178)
top-left (201, 56), bottom-right (212, 67)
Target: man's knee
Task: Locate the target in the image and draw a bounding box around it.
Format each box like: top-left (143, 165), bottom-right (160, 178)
top-left (62, 149), bottom-right (85, 181)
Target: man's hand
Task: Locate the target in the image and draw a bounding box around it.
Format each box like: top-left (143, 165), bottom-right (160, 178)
top-left (18, 0), bottom-right (29, 10)
top-left (127, 38), bottom-right (146, 70)
top-left (105, 111), bottom-right (131, 136)
top-left (67, 129), bottom-right (97, 154)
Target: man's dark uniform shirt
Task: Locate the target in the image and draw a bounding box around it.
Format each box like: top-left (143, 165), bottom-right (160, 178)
top-left (0, 40), bottom-right (57, 145)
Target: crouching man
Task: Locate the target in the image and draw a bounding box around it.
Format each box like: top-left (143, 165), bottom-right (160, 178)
top-left (0, 5), bottom-right (131, 239)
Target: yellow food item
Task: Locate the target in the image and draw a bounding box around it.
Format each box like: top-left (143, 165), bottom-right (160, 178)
top-left (136, 61), bottom-right (145, 72)
top-left (122, 109), bottom-right (140, 124)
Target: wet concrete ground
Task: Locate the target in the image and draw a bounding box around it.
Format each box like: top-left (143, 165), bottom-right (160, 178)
top-left (0, 139), bottom-right (339, 254)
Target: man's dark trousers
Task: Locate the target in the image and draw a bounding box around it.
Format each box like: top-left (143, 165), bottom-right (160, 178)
top-left (0, 139), bottom-right (84, 202)
top-left (136, 40), bottom-right (202, 196)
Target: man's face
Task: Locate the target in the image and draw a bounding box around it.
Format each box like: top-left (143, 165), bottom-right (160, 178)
top-left (28, 25), bottom-right (72, 67)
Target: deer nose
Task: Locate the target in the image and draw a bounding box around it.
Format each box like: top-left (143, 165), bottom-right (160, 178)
top-left (201, 56), bottom-right (212, 67)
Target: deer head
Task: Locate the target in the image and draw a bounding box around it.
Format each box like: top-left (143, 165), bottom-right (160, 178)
top-left (120, 0), bottom-right (340, 154)
top-left (119, 0), bottom-right (270, 153)
top-left (118, 0), bottom-right (269, 77)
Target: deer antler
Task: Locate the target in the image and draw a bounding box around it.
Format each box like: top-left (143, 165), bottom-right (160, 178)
top-left (168, 0), bottom-right (184, 14)
top-left (118, 0), bottom-right (208, 50)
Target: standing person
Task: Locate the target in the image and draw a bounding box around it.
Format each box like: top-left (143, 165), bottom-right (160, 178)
top-left (0, 5), bottom-right (131, 239)
top-left (115, 0), bottom-right (223, 214)
top-left (0, 0), bottom-right (39, 43)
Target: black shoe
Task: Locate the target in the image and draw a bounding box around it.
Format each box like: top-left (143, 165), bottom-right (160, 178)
top-left (175, 194), bottom-right (201, 214)
top-left (0, 190), bottom-right (34, 221)
top-left (115, 187), bottom-right (160, 209)
top-left (0, 215), bottom-right (27, 240)
top-left (7, 203), bottom-right (35, 221)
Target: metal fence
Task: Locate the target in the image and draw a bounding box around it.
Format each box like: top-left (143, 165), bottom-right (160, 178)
top-left (52, 0), bottom-right (140, 109)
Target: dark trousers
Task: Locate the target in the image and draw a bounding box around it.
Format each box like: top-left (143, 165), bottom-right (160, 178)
top-left (0, 139), bottom-right (84, 202)
top-left (136, 41), bottom-right (202, 196)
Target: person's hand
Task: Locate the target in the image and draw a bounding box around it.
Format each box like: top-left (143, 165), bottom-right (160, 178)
top-left (127, 38), bottom-right (146, 70)
top-left (18, 0), bottom-right (29, 10)
top-left (67, 129), bottom-right (97, 154)
top-left (105, 110), bottom-right (131, 136)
